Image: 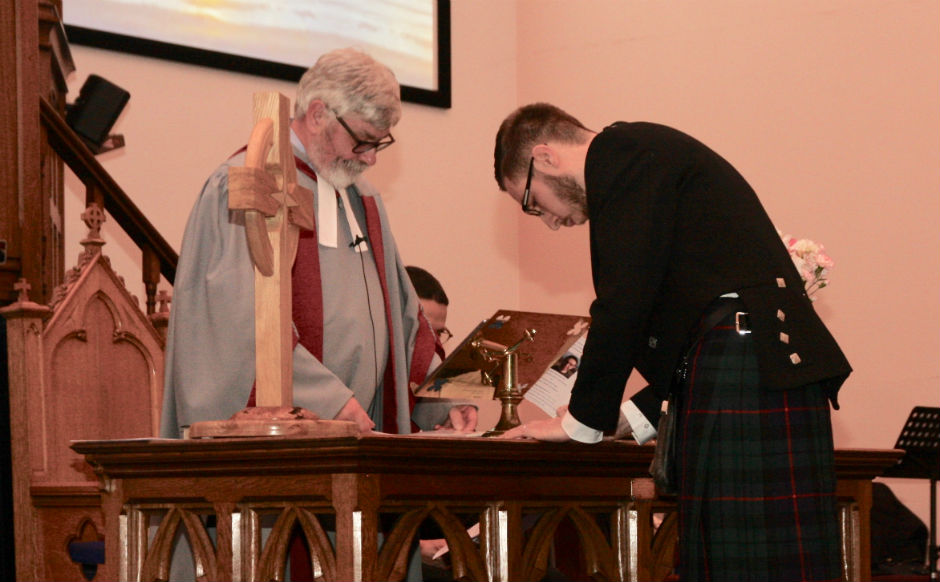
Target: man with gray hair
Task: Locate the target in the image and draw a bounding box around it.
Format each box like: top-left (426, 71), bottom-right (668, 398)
top-left (162, 47), bottom-right (463, 439)
top-left (159, 46), bottom-right (454, 582)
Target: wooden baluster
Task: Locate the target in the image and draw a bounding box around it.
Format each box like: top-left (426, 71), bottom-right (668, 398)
top-left (85, 181), bottom-right (104, 210)
top-left (142, 245), bottom-right (160, 315)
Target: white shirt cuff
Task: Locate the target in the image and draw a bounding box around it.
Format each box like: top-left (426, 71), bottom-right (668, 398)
top-left (622, 400), bottom-right (657, 445)
top-left (560, 411), bottom-right (603, 443)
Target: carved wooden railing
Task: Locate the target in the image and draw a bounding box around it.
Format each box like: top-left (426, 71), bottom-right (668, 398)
top-left (39, 96), bottom-right (177, 314)
top-left (72, 436), bottom-right (904, 582)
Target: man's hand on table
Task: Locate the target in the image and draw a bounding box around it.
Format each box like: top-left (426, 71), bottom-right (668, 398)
top-left (434, 405), bottom-right (479, 432)
top-left (334, 397), bottom-right (375, 433)
top-left (497, 415), bottom-right (572, 442)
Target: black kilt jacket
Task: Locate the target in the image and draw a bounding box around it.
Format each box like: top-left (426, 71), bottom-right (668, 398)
top-left (567, 121), bottom-right (852, 431)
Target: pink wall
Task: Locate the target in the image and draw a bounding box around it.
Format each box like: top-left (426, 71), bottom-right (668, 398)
top-left (512, 0), bottom-right (939, 526)
top-left (64, 1), bottom-right (938, 527)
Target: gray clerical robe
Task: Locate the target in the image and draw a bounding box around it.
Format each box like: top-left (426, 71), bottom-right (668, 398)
top-left (161, 132), bottom-right (443, 437)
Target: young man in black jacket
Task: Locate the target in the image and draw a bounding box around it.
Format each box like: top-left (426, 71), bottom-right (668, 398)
top-left (495, 103), bottom-right (851, 582)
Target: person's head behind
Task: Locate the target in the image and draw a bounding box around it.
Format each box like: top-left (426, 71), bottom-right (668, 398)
top-left (292, 48), bottom-right (401, 188)
top-left (406, 266), bottom-right (451, 345)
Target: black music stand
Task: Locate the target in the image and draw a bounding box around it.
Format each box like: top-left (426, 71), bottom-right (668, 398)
top-left (884, 406), bottom-right (940, 580)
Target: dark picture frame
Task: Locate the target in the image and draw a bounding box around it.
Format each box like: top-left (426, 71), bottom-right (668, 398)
top-left (64, 0), bottom-right (451, 109)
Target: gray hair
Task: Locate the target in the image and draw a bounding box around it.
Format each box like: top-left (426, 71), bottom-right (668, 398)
top-left (294, 47), bottom-right (402, 131)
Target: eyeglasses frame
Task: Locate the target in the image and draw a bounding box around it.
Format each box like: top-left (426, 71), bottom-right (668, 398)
top-left (521, 157), bottom-right (543, 216)
top-left (437, 327), bottom-right (453, 345)
top-left (333, 112), bottom-right (395, 154)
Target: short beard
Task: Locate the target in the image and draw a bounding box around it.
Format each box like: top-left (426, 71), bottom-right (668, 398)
top-left (543, 173), bottom-right (588, 215)
top-left (320, 158), bottom-right (368, 189)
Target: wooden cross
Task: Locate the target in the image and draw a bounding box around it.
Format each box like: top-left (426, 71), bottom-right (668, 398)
top-left (81, 204), bottom-right (106, 239)
top-left (13, 278), bottom-right (31, 302)
top-left (188, 92), bottom-right (358, 438)
top-left (226, 92), bottom-right (313, 408)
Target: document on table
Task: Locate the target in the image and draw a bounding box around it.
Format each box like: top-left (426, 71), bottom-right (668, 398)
top-left (523, 334), bottom-right (586, 417)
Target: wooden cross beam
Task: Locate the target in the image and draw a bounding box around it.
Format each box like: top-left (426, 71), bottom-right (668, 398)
top-left (226, 92), bottom-right (303, 408)
top-left (188, 92), bottom-right (354, 439)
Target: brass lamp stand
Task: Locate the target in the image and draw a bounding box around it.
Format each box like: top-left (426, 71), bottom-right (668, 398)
top-left (474, 329), bottom-right (536, 437)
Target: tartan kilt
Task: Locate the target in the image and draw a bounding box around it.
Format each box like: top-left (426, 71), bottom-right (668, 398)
top-left (674, 308), bottom-right (842, 582)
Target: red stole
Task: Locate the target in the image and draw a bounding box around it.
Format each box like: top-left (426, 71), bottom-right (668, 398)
top-left (288, 157), bottom-right (438, 433)
top-left (244, 154), bottom-right (437, 432)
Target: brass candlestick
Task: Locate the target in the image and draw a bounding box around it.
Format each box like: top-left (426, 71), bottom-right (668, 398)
top-left (474, 329), bottom-right (536, 437)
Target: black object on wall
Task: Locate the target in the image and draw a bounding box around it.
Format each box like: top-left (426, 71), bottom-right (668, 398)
top-left (65, 74), bottom-right (130, 152)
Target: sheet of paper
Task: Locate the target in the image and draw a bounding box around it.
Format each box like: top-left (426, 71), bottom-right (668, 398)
top-left (411, 430), bottom-right (486, 438)
top-left (523, 334), bottom-right (587, 417)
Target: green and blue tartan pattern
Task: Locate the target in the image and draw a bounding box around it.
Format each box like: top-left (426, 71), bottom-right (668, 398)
top-left (673, 314), bottom-right (842, 582)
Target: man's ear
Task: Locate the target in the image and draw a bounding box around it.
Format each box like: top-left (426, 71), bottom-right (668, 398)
top-left (531, 144), bottom-right (560, 175)
top-left (302, 100), bottom-right (330, 135)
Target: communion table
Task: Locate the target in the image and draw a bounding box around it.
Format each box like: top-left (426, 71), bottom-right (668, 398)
top-left (72, 435), bottom-right (902, 582)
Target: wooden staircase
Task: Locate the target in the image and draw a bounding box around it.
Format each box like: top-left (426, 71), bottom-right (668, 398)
top-left (1, 2), bottom-right (177, 580)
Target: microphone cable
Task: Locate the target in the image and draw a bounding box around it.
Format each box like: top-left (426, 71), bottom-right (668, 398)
top-left (351, 233), bottom-right (381, 423)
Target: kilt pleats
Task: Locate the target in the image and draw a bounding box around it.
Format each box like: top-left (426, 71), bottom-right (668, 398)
top-left (674, 312), bottom-right (842, 582)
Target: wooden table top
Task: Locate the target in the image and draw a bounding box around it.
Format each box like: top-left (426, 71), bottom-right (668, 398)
top-left (71, 435), bottom-right (904, 482)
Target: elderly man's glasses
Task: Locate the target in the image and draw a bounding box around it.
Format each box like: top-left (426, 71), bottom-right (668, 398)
top-left (521, 157), bottom-right (543, 216)
top-left (333, 114), bottom-right (395, 154)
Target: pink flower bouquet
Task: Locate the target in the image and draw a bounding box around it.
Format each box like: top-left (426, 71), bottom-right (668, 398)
top-left (779, 231), bottom-right (833, 299)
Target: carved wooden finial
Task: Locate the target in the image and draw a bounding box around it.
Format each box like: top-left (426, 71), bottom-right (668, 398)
top-left (13, 278), bottom-right (31, 302)
top-left (0, 276), bottom-right (51, 319)
top-left (81, 204), bottom-right (107, 239)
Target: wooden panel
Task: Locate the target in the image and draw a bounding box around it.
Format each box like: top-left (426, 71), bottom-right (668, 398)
top-left (45, 296), bottom-right (155, 481)
top-left (33, 485), bottom-right (105, 582)
top-left (39, 253), bottom-right (164, 484)
top-left (1, 297), bottom-right (51, 581)
top-left (3, 242), bottom-right (164, 580)
top-left (72, 437), bottom-right (903, 582)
